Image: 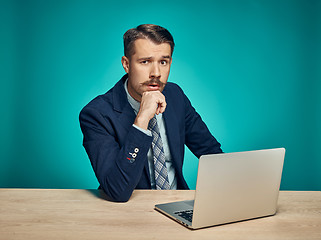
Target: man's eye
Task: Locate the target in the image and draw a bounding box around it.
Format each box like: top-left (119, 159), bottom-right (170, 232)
top-left (160, 60), bottom-right (167, 65)
top-left (141, 60), bottom-right (149, 64)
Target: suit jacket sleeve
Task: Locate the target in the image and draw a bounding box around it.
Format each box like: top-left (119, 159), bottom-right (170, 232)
top-left (79, 105), bottom-right (152, 202)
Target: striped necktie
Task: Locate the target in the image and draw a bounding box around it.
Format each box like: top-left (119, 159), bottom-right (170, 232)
top-left (148, 116), bottom-right (170, 190)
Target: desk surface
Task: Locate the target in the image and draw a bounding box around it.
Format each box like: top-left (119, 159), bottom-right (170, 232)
top-left (0, 189), bottom-right (320, 240)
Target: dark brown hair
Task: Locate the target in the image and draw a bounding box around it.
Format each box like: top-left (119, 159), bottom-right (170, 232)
top-left (123, 24), bottom-right (175, 58)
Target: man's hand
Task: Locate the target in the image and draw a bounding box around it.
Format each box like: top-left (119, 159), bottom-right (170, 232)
top-left (134, 91), bottom-right (167, 130)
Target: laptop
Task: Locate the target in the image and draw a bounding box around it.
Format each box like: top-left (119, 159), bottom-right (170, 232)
top-left (155, 148), bottom-right (285, 229)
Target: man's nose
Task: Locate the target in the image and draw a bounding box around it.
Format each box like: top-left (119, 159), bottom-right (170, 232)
top-left (150, 62), bottom-right (161, 78)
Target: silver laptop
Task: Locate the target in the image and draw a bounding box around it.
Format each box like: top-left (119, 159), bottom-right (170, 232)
top-left (155, 148), bottom-right (285, 229)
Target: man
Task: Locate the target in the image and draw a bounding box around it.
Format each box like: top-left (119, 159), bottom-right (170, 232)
top-left (79, 24), bottom-right (222, 202)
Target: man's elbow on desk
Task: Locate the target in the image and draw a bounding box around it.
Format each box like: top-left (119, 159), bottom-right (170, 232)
top-left (107, 195), bottom-right (131, 203)
top-left (99, 185), bottom-right (133, 202)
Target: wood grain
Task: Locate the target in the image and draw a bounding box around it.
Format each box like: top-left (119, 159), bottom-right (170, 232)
top-left (0, 189), bottom-right (320, 240)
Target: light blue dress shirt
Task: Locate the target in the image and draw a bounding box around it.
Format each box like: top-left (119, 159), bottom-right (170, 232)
top-left (124, 79), bottom-right (177, 189)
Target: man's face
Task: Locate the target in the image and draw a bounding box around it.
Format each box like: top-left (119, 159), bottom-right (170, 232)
top-left (121, 38), bottom-right (172, 102)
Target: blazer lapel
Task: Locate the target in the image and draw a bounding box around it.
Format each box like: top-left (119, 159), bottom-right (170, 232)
top-left (163, 92), bottom-right (182, 171)
top-left (112, 75), bottom-right (136, 131)
top-left (163, 86), bottom-right (189, 189)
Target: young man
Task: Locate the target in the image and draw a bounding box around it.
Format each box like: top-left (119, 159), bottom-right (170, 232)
top-left (79, 24), bottom-right (222, 202)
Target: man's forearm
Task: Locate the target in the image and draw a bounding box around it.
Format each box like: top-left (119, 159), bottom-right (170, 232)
top-left (80, 107), bottom-right (152, 202)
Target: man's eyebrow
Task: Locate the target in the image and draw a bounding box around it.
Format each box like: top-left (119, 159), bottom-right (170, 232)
top-left (137, 55), bottom-right (171, 61)
top-left (137, 57), bottom-right (153, 61)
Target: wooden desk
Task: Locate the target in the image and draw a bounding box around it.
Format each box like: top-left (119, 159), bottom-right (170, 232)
top-left (0, 189), bottom-right (320, 240)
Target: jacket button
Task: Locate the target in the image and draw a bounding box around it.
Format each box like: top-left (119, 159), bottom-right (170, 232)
top-left (134, 148), bottom-right (139, 153)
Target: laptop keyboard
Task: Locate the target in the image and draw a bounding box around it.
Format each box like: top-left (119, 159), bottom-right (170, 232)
top-left (174, 210), bottom-right (193, 222)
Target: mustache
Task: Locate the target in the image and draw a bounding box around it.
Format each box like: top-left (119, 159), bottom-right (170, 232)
top-left (141, 78), bottom-right (166, 88)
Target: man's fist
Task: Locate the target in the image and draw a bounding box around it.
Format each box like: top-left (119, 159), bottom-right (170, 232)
top-left (134, 91), bottom-right (167, 130)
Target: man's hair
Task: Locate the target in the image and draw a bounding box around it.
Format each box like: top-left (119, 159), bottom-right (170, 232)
top-left (123, 24), bottom-right (175, 58)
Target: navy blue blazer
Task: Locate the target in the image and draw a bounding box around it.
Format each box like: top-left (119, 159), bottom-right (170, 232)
top-left (79, 74), bottom-right (222, 202)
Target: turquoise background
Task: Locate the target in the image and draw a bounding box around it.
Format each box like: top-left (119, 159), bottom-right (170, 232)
top-left (1, 0), bottom-right (320, 190)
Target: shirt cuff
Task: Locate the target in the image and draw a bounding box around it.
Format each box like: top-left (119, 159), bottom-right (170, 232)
top-left (132, 124), bottom-right (152, 137)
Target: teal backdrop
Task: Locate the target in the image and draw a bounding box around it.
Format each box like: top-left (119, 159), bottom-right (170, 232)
top-left (1, 0), bottom-right (320, 190)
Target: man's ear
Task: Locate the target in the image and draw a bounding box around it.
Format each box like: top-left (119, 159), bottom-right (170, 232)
top-left (121, 56), bottom-right (129, 73)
